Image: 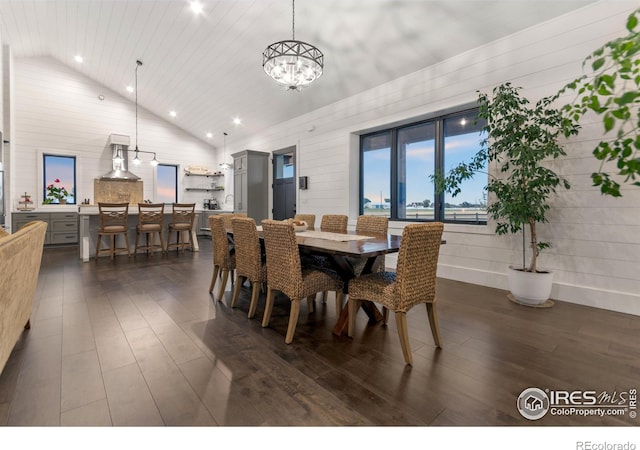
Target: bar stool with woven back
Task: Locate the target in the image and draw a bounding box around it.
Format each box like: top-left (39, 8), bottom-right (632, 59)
top-left (167, 203), bottom-right (196, 252)
top-left (95, 202), bottom-right (130, 261)
top-left (134, 203), bottom-right (165, 256)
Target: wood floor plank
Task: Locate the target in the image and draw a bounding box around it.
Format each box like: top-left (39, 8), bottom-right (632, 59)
top-left (1, 244), bottom-right (638, 427)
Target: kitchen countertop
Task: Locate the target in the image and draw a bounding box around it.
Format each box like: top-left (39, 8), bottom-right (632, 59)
top-left (77, 205), bottom-right (233, 215)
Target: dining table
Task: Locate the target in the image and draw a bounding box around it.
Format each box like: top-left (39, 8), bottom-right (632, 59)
top-left (228, 225), bottom-right (445, 336)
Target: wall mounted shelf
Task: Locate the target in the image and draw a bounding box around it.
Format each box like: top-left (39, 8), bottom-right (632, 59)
top-left (185, 187), bottom-right (224, 192)
top-left (185, 173), bottom-right (223, 178)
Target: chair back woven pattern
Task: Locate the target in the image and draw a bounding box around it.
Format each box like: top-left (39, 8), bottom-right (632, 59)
top-left (294, 214), bottom-right (316, 230)
top-left (138, 203), bottom-right (164, 228)
top-left (356, 215), bottom-right (388, 236)
top-left (261, 220), bottom-right (304, 297)
top-left (170, 203), bottom-right (195, 228)
top-left (209, 215), bottom-right (235, 269)
top-left (320, 214), bottom-right (348, 233)
top-left (394, 222), bottom-right (444, 311)
top-left (231, 217), bottom-right (265, 283)
top-left (98, 203), bottom-right (129, 230)
top-left (221, 213), bottom-right (247, 230)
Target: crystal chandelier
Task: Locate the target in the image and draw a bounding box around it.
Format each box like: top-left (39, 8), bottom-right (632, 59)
top-left (262, 0), bottom-right (323, 91)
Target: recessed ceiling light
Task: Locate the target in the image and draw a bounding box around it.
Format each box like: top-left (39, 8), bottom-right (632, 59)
top-left (233, 117), bottom-right (241, 126)
top-left (206, 132), bottom-right (213, 138)
top-left (126, 86), bottom-right (134, 93)
top-left (74, 55), bottom-right (83, 63)
top-left (170, 111), bottom-right (177, 117)
top-left (190, 1), bottom-right (203, 15)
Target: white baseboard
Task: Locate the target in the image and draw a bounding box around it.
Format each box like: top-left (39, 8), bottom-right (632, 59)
top-left (437, 264), bottom-right (640, 317)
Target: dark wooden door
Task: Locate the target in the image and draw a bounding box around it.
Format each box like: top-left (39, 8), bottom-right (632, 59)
top-left (272, 147), bottom-right (296, 220)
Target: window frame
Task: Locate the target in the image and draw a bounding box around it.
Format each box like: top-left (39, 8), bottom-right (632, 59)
top-left (42, 153), bottom-right (77, 205)
top-left (156, 163), bottom-right (178, 204)
top-left (359, 106), bottom-right (487, 225)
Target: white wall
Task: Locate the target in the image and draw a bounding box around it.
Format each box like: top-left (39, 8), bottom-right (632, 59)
top-left (227, 1), bottom-right (640, 315)
top-left (10, 56), bottom-right (222, 213)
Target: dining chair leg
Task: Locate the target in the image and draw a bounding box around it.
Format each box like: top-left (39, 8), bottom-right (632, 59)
top-left (285, 299), bottom-right (301, 344)
top-left (347, 298), bottom-right (361, 338)
top-left (209, 265), bottom-right (220, 293)
top-left (382, 306), bottom-right (389, 325)
top-left (110, 235), bottom-right (115, 259)
top-left (217, 269), bottom-right (229, 301)
top-left (426, 302), bottom-right (443, 348)
top-left (248, 282), bottom-right (261, 319)
top-left (335, 291), bottom-right (344, 316)
top-left (395, 311), bottom-right (413, 365)
top-left (230, 275), bottom-right (245, 308)
top-left (307, 295), bottom-right (314, 313)
top-left (262, 288), bottom-right (275, 327)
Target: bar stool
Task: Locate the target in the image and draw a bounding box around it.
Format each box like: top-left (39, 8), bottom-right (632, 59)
top-left (134, 203), bottom-right (165, 256)
top-left (95, 202), bottom-right (130, 261)
top-left (167, 203), bottom-right (196, 252)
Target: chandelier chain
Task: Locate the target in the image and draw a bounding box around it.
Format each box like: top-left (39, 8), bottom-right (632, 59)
top-left (292, 0), bottom-right (295, 40)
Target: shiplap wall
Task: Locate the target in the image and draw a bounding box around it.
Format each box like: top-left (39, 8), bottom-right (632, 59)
top-left (10, 56), bottom-right (223, 214)
top-left (227, 1), bottom-right (640, 315)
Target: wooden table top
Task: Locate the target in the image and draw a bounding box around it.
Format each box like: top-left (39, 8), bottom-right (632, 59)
top-left (294, 232), bottom-right (402, 258)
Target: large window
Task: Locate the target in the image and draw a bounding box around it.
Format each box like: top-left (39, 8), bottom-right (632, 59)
top-left (360, 108), bottom-right (487, 224)
top-left (157, 164), bottom-right (178, 203)
top-left (43, 154), bottom-right (76, 204)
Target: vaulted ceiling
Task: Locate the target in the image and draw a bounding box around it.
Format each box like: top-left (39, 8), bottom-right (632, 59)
top-left (0, 0), bottom-right (596, 148)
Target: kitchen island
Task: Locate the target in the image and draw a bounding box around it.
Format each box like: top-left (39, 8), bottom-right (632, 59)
top-left (78, 205), bottom-right (232, 262)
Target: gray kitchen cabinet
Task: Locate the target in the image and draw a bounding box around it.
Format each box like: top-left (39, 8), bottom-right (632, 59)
top-left (231, 150), bottom-right (269, 222)
top-left (12, 211), bottom-right (78, 246)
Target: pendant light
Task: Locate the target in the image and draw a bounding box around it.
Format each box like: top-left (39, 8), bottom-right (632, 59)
top-left (130, 59), bottom-right (159, 166)
top-left (262, 0), bottom-right (323, 91)
top-left (219, 132), bottom-right (232, 170)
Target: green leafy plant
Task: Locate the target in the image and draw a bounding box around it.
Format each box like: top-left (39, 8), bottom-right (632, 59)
top-left (561, 7), bottom-right (640, 197)
top-left (434, 83), bottom-right (578, 273)
top-left (44, 178), bottom-right (69, 204)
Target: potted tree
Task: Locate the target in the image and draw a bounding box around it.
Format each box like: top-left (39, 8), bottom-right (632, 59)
top-left (435, 83), bottom-right (578, 306)
top-left (561, 7), bottom-right (640, 198)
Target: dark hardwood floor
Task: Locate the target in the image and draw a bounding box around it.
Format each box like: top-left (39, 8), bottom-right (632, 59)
top-left (1, 240), bottom-right (638, 427)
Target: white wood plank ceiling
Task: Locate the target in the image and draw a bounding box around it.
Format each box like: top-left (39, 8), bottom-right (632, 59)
top-left (0, 0), bottom-right (597, 148)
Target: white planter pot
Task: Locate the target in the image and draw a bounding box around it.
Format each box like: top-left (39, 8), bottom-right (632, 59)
top-left (507, 265), bottom-right (554, 306)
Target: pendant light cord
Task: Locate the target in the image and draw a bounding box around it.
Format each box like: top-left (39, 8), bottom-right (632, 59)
top-left (135, 60), bottom-right (142, 151)
top-left (292, 0), bottom-right (295, 40)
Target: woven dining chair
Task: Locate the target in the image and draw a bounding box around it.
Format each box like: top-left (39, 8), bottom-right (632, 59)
top-left (261, 219), bottom-right (344, 344)
top-left (350, 215), bottom-right (389, 275)
top-left (320, 214), bottom-right (348, 233)
top-left (230, 217), bottom-right (267, 319)
top-left (208, 215), bottom-right (236, 302)
top-left (95, 202), bottom-right (130, 261)
top-left (316, 214), bottom-right (349, 304)
top-left (294, 214), bottom-right (316, 230)
top-left (347, 222), bottom-right (444, 365)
